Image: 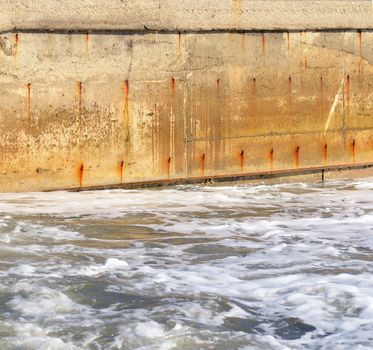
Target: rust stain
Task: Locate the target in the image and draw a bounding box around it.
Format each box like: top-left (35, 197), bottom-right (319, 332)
top-left (294, 146), bottom-right (300, 168)
top-left (323, 143), bottom-right (328, 165)
top-left (351, 139), bottom-right (356, 163)
top-left (170, 77), bottom-right (175, 97)
top-left (269, 148), bottom-right (274, 170)
top-left (252, 78), bottom-right (256, 95)
top-left (119, 160), bottom-right (124, 183)
top-left (346, 75), bottom-right (350, 118)
top-left (239, 150), bottom-right (245, 171)
top-left (304, 57), bottom-right (308, 69)
top-left (201, 153), bottom-right (206, 176)
top-left (288, 77), bottom-right (292, 113)
top-left (262, 33), bottom-right (266, 55)
top-left (13, 33), bottom-right (19, 60)
top-left (287, 32), bottom-right (290, 53)
top-left (300, 32), bottom-right (303, 43)
top-left (77, 82), bottom-right (83, 120)
top-left (358, 31), bottom-right (362, 73)
top-left (26, 83), bottom-right (31, 118)
top-left (167, 157), bottom-right (171, 178)
top-left (78, 164), bottom-right (84, 188)
top-left (242, 33), bottom-right (246, 49)
top-left (84, 33), bottom-right (89, 57)
top-left (123, 80), bottom-right (129, 117)
top-left (216, 79), bottom-right (221, 96)
top-left (320, 76), bottom-right (324, 118)
top-left (177, 32), bottom-right (181, 54)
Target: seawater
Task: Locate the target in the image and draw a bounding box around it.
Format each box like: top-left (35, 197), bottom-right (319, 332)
top-left (0, 179), bottom-right (373, 349)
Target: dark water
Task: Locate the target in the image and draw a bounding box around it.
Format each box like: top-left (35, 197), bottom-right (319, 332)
top-left (1, 180), bottom-right (373, 349)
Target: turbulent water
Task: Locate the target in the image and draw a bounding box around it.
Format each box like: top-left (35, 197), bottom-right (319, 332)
top-left (1, 179), bottom-right (373, 349)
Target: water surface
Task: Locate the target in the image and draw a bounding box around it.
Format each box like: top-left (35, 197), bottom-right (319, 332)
top-left (1, 179), bottom-right (373, 349)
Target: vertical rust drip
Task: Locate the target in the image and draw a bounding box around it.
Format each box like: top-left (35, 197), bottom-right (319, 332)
top-left (323, 143), bottom-right (328, 165)
top-left (346, 75), bottom-right (350, 118)
top-left (287, 32), bottom-right (290, 53)
top-left (119, 160), bottom-right (124, 183)
top-left (320, 76), bottom-right (324, 118)
top-left (201, 153), bottom-right (206, 176)
top-left (177, 32), bottom-right (181, 54)
top-left (358, 31), bottom-right (362, 74)
top-left (252, 78), bottom-right (256, 95)
top-left (84, 33), bottom-right (89, 57)
top-left (288, 76), bottom-right (292, 114)
top-left (78, 164), bottom-right (84, 188)
top-left (262, 33), bottom-right (266, 55)
top-left (351, 139), bottom-right (356, 163)
top-left (123, 80), bottom-right (129, 116)
top-left (242, 33), bottom-right (246, 49)
top-left (269, 148), bottom-right (274, 170)
top-left (300, 32), bottom-right (303, 43)
top-left (239, 150), bottom-right (245, 171)
top-left (170, 77), bottom-right (175, 97)
top-left (304, 57), bottom-right (308, 69)
top-left (167, 157), bottom-right (171, 178)
top-left (26, 83), bottom-right (31, 118)
top-left (294, 146), bottom-right (300, 168)
top-left (216, 79), bottom-right (221, 97)
top-left (13, 33), bottom-right (19, 61)
top-left (77, 82), bottom-right (83, 121)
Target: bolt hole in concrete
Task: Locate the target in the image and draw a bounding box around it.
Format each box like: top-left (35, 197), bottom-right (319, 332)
top-left (0, 179), bottom-right (373, 348)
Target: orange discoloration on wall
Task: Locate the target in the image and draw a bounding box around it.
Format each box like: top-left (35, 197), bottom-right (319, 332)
top-left (320, 76), bottom-right (324, 118)
top-left (358, 31), bottom-right (362, 73)
top-left (216, 78), bottom-right (221, 96)
top-left (294, 146), bottom-right (300, 168)
top-left (123, 80), bottom-right (129, 119)
top-left (26, 83), bottom-right (31, 118)
top-left (242, 33), bottom-right (246, 49)
top-left (177, 32), bottom-right (182, 53)
top-left (351, 139), bottom-right (356, 163)
top-left (239, 150), bottom-right (245, 171)
top-left (269, 148), bottom-right (274, 170)
top-left (119, 160), bottom-right (124, 183)
top-left (201, 153), bottom-right (206, 176)
top-left (167, 157), bottom-right (171, 178)
top-left (170, 77), bottom-right (175, 97)
top-left (304, 57), bottom-right (308, 69)
top-left (77, 82), bottom-right (83, 120)
top-left (262, 33), bottom-right (266, 55)
top-left (346, 75), bottom-right (350, 118)
top-left (287, 32), bottom-right (290, 52)
top-left (78, 164), bottom-right (84, 187)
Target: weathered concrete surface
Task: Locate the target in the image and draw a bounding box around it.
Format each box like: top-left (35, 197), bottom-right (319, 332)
top-left (1, 1), bottom-right (373, 32)
top-left (1, 30), bottom-right (373, 191)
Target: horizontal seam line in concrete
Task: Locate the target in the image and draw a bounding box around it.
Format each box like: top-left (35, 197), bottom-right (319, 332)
top-left (2, 28), bottom-right (373, 36)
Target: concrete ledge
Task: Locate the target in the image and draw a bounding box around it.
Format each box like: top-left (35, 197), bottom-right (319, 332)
top-left (1, 0), bottom-right (373, 33)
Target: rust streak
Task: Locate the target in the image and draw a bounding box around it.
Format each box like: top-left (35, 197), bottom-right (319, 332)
top-left (178, 32), bottom-right (181, 53)
top-left (262, 33), bottom-right (266, 55)
top-left (252, 78), bottom-right (256, 95)
top-left (288, 77), bottom-right (292, 113)
top-left (77, 82), bottom-right (83, 120)
top-left (216, 79), bottom-right (221, 96)
top-left (351, 139), bottom-right (356, 163)
top-left (170, 77), bottom-right (175, 97)
top-left (320, 76), bottom-right (324, 118)
top-left (201, 153), bottom-right (206, 176)
top-left (167, 157), bottom-right (171, 178)
top-left (240, 150), bottom-right (245, 171)
top-left (346, 75), bottom-right (350, 118)
top-left (287, 32), bottom-right (290, 52)
top-left (123, 80), bottom-right (129, 116)
top-left (269, 148), bottom-right (274, 170)
top-left (26, 83), bottom-right (31, 118)
top-left (119, 160), bottom-right (124, 183)
top-left (78, 164), bottom-right (84, 188)
top-left (358, 31), bottom-right (362, 73)
top-left (242, 33), bottom-right (246, 49)
top-left (304, 57), bottom-right (308, 69)
top-left (294, 146), bottom-right (300, 168)
top-left (13, 33), bottom-right (19, 60)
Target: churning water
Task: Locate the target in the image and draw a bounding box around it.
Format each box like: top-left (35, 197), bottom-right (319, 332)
top-left (0, 179), bottom-right (373, 349)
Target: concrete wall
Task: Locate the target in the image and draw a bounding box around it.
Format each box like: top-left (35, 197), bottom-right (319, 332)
top-left (1, 1), bottom-right (373, 191)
